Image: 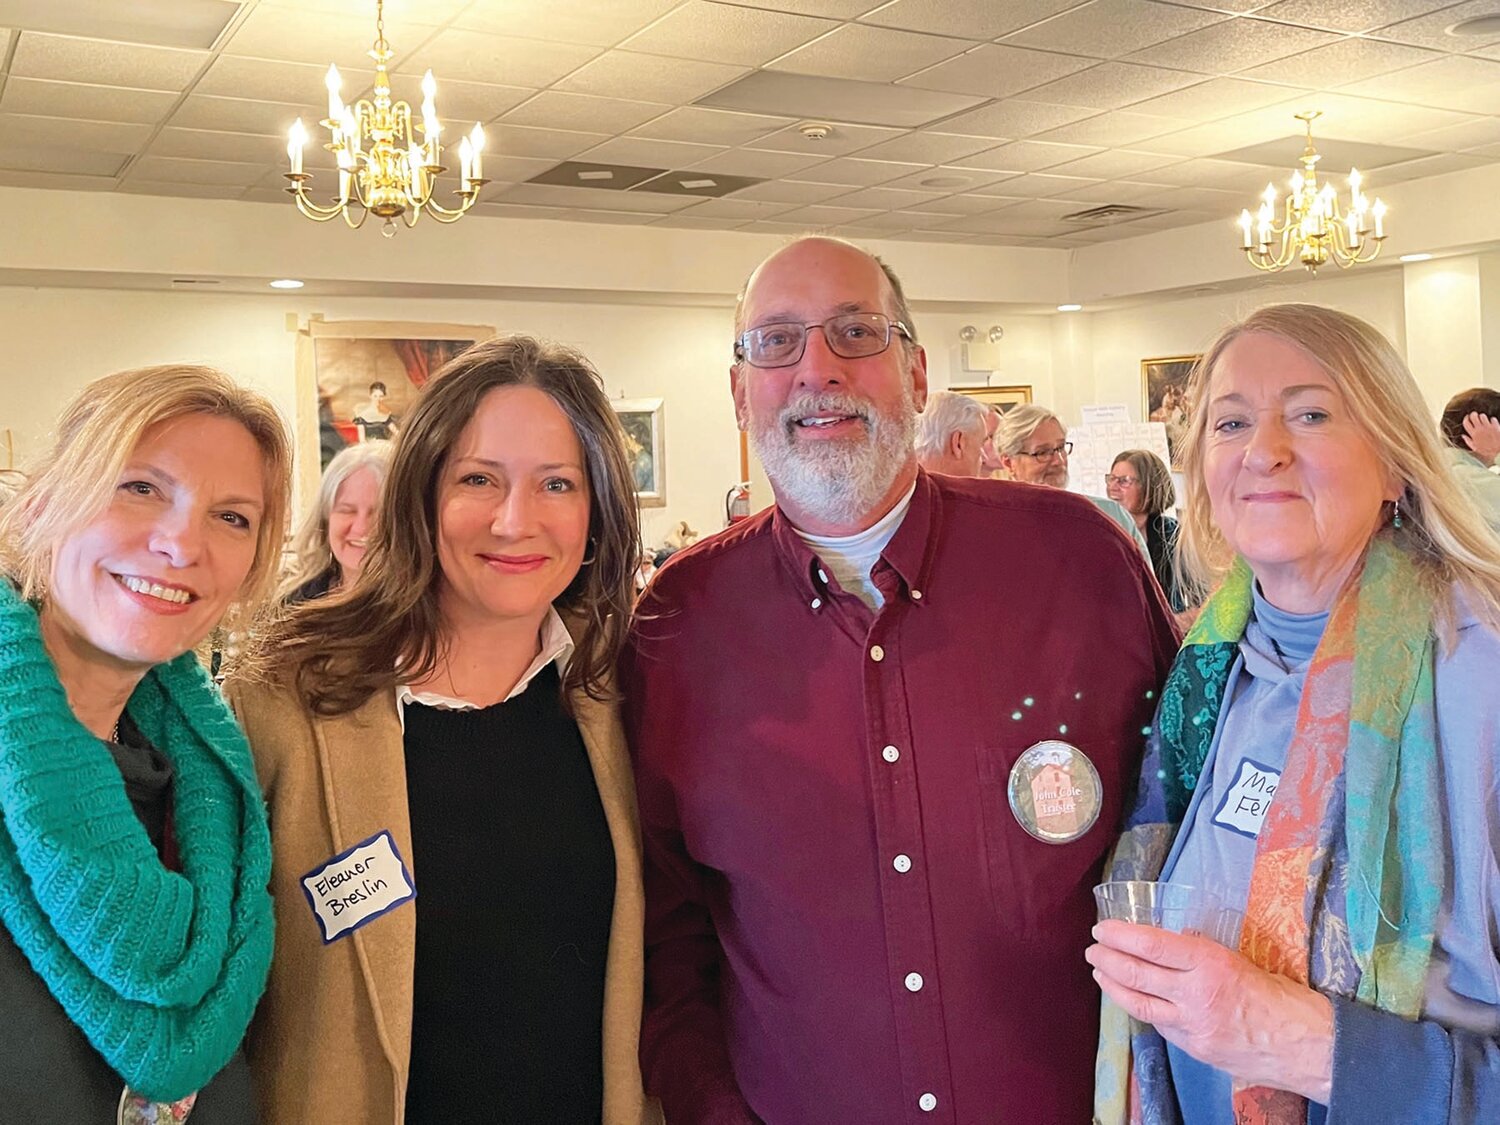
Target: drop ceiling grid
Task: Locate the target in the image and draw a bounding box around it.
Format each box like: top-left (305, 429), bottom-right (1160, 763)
top-left (0, 0), bottom-right (1492, 246)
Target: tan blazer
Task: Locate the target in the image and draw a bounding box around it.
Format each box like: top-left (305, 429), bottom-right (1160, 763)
top-left (228, 667), bottom-right (660, 1125)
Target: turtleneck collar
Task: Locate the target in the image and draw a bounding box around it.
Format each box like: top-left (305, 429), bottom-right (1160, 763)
top-left (1250, 583), bottom-right (1329, 664)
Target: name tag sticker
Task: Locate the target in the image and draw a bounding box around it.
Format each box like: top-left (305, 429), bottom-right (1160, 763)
top-left (300, 829), bottom-right (415, 944)
top-left (1211, 758), bottom-right (1281, 840)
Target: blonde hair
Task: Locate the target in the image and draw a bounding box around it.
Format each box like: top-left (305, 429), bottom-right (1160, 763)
top-left (0, 365), bottom-right (292, 614)
top-left (1178, 303), bottom-right (1500, 629)
top-left (278, 440), bottom-right (394, 601)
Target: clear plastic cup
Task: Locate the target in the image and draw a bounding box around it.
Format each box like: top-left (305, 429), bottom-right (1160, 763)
top-left (1093, 880), bottom-right (1243, 947)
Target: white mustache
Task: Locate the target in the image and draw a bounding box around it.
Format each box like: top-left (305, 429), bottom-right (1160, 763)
top-left (780, 392), bottom-right (874, 432)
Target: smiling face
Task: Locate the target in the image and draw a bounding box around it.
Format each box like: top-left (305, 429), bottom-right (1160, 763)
top-left (328, 466), bottom-right (381, 583)
top-left (434, 385), bottom-right (592, 633)
top-left (1203, 331), bottom-right (1396, 611)
top-left (732, 238), bottom-right (928, 535)
top-left (1106, 459), bottom-right (1145, 515)
top-left (1003, 417), bottom-right (1070, 487)
top-left (42, 413), bottom-right (266, 673)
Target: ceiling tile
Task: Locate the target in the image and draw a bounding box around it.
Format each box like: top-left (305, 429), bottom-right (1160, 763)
top-left (0, 112), bottom-right (152, 154)
top-left (10, 31), bottom-right (208, 91)
top-left (861, 0), bottom-right (1091, 39)
top-left (795, 157), bottom-right (929, 184)
top-left (471, 201), bottom-right (575, 221)
top-left (1033, 109), bottom-right (1184, 144)
top-left (1127, 77), bottom-right (1302, 119)
top-left (1374, 0), bottom-right (1500, 51)
top-left (988, 171), bottom-right (1104, 196)
top-left (487, 124), bottom-right (612, 159)
top-left (260, 0), bottom-right (470, 20)
top-left (452, 0), bottom-right (680, 48)
top-left (766, 25), bottom-right (973, 82)
top-left (956, 139), bottom-right (1104, 172)
top-left (503, 91), bottom-right (672, 134)
top-left (397, 28), bottom-right (601, 88)
top-left (223, 6), bottom-right (442, 70)
top-left (407, 78), bottom-right (537, 127)
top-left (698, 70), bottom-right (986, 127)
top-left (1252, 0), bottom-right (1455, 33)
top-left (1235, 92), bottom-right (1482, 145)
top-left (1004, 0), bottom-right (1229, 59)
top-left (933, 98), bottom-right (1097, 138)
top-left (619, 2), bottom-right (838, 66)
top-left (0, 3), bottom-right (237, 51)
top-left (849, 131), bottom-right (1001, 163)
top-left (117, 180), bottom-right (243, 200)
top-left (1019, 61), bottom-right (1205, 109)
top-left (1127, 17), bottom-right (1341, 74)
top-left (1044, 147), bottom-right (1180, 177)
top-left (580, 136), bottom-right (728, 166)
top-left (649, 214), bottom-right (750, 230)
top-left (1397, 116), bottom-right (1500, 152)
top-left (750, 121), bottom-right (907, 156)
top-left (672, 197), bottom-right (797, 219)
top-left (494, 182), bottom-right (699, 211)
top-left (148, 126), bottom-right (287, 163)
top-left (196, 56), bottom-right (370, 106)
top-left (0, 145), bottom-right (127, 176)
top-left (1237, 35), bottom-right (1437, 85)
top-left (730, 178), bottom-right (855, 203)
top-left (171, 94), bottom-right (327, 136)
top-left (839, 212), bottom-right (921, 231)
top-left (740, 219), bottom-right (830, 234)
top-left (900, 44), bottom-right (1096, 99)
top-left (873, 165), bottom-right (1021, 191)
top-left (1378, 152), bottom-right (1495, 182)
top-left (775, 203), bottom-right (884, 226)
top-left (0, 77), bottom-right (177, 124)
top-left (826, 185), bottom-right (949, 209)
top-left (555, 50), bottom-right (748, 102)
top-left (1338, 55), bottom-right (1500, 114)
top-left (1138, 157), bottom-right (1287, 187)
top-left (687, 147), bottom-right (829, 177)
top-left (1149, 184), bottom-right (1250, 209)
top-left (127, 155), bottom-right (268, 186)
top-left (891, 185), bottom-right (1016, 209)
top-left (1049, 178), bottom-right (1164, 201)
top-left (461, 154), bottom-right (559, 184)
top-left (557, 209), bottom-right (661, 225)
top-left (631, 106), bottom-right (793, 145)
top-left (750, 0), bottom-right (890, 17)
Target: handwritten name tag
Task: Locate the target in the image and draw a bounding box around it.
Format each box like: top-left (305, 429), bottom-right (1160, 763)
top-left (300, 830), bottom-right (415, 944)
top-left (1211, 757), bottom-right (1281, 840)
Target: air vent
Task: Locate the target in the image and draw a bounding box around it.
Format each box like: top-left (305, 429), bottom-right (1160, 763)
top-left (1061, 204), bottom-right (1164, 224)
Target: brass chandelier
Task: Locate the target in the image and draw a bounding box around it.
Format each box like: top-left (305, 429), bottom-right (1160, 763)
top-left (1237, 111), bottom-right (1387, 273)
top-left (284, 0), bottom-right (487, 235)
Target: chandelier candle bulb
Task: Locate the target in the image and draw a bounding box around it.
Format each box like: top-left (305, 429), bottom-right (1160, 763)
top-left (1373, 199), bottom-right (1386, 240)
top-left (458, 136), bottom-right (473, 192)
top-left (1239, 210), bottom-right (1253, 249)
top-left (325, 65), bottom-right (342, 123)
top-left (287, 118), bottom-right (306, 175)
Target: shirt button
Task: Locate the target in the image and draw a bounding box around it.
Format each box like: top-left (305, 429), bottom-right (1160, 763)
top-left (811, 597), bottom-right (822, 610)
top-left (893, 854), bottom-right (911, 873)
top-left (870, 644), bottom-right (885, 662)
top-left (817, 568), bottom-right (829, 583)
top-left (904, 971), bottom-right (923, 992)
top-left (919, 1093), bottom-right (938, 1112)
top-left (882, 745), bottom-right (900, 763)
top-left (911, 589), bottom-right (923, 600)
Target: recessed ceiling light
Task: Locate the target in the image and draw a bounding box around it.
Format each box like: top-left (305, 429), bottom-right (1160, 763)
top-left (1057, 303), bottom-right (1083, 312)
top-left (269, 279), bottom-right (305, 289)
top-left (920, 175), bottom-right (970, 189)
top-left (1399, 253), bottom-right (1433, 262)
top-left (1448, 14), bottom-right (1500, 35)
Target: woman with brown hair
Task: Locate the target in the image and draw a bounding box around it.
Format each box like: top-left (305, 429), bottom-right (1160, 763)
top-left (228, 335), bottom-right (659, 1124)
top-left (1106, 448), bottom-right (1185, 611)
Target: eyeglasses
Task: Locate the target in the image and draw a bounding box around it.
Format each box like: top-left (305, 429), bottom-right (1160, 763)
top-left (735, 312), bottom-right (913, 369)
top-left (1104, 474), bottom-right (1139, 487)
top-left (1014, 442), bottom-right (1073, 461)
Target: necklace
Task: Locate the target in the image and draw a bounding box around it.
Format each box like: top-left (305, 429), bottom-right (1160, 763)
top-left (1267, 635), bottom-right (1293, 674)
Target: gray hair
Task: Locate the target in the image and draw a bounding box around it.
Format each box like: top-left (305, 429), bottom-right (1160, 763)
top-left (993, 403), bottom-right (1062, 456)
top-left (278, 440), bottom-right (395, 601)
top-left (914, 391), bottom-right (988, 459)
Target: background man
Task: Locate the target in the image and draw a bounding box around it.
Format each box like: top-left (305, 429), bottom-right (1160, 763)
top-left (913, 389), bottom-right (989, 478)
top-left (1440, 387), bottom-right (1500, 530)
top-left (623, 236), bottom-right (1179, 1124)
top-left (995, 402), bottom-right (1151, 559)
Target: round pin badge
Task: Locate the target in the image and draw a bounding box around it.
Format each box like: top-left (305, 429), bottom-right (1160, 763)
top-left (1007, 740), bottom-right (1103, 844)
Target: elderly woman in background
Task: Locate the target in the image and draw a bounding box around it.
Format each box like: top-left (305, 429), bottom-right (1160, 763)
top-left (0, 366), bottom-right (289, 1120)
top-left (1090, 303), bottom-right (1500, 1124)
top-left (279, 439), bottom-right (393, 603)
top-left (229, 336), bottom-right (660, 1124)
top-left (1107, 448), bottom-right (1186, 611)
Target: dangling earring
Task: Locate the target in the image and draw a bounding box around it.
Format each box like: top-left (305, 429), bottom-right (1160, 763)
top-left (1392, 497), bottom-right (1404, 529)
top-left (580, 537), bottom-right (598, 566)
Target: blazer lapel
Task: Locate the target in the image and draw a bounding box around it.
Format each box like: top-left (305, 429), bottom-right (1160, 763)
top-left (313, 691), bottom-right (416, 1088)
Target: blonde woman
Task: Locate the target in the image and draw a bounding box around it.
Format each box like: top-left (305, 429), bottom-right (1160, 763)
top-left (1090, 304), bottom-right (1500, 1124)
top-left (279, 439), bottom-right (393, 603)
top-left (0, 366), bottom-right (289, 1121)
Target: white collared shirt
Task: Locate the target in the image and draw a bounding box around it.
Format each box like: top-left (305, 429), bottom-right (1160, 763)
top-left (395, 607), bottom-right (575, 731)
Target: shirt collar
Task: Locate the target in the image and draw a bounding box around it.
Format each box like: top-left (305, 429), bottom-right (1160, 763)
top-left (769, 467), bottom-right (938, 606)
top-left (394, 606), bottom-right (575, 730)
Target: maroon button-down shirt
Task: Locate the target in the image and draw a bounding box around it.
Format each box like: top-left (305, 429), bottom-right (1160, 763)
top-left (623, 470), bottom-right (1179, 1124)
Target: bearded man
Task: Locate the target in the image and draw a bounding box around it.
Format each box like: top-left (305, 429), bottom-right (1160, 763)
top-left (622, 237), bottom-right (1179, 1124)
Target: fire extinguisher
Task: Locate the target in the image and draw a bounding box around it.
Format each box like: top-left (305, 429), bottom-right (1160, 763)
top-left (725, 482), bottom-right (751, 526)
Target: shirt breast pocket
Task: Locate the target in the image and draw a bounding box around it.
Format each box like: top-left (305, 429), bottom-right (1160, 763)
top-left (975, 741), bottom-right (1128, 941)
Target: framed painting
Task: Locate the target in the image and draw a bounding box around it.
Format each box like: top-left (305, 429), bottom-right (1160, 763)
top-left (612, 397), bottom-right (665, 508)
top-left (951, 384), bottom-right (1033, 412)
top-left (1141, 355), bottom-right (1200, 468)
top-left (293, 316), bottom-right (493, 515)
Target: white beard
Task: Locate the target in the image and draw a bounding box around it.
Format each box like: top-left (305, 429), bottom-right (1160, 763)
top-left (750, 387), bottom-right (918, 527)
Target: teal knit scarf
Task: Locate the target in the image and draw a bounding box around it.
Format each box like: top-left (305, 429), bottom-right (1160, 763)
top-left (0, 582), bottom-right (274, 1101)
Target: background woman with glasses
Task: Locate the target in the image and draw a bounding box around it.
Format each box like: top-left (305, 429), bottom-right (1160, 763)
top-left (1106, 449), bottom-right (1186, 612)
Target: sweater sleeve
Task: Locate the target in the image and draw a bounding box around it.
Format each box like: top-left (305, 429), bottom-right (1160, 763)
top-left (1326, 994), bottom-right (1500, 1124)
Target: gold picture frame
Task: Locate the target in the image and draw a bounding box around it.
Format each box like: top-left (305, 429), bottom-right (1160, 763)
top-left (951, 384), bottom-right (1033, 412)
top-left (1141, 355), bottom-right (1200, 468)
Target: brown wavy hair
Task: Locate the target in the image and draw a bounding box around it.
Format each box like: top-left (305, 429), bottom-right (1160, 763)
top-left (245, 334), bottom-right (641, 715)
